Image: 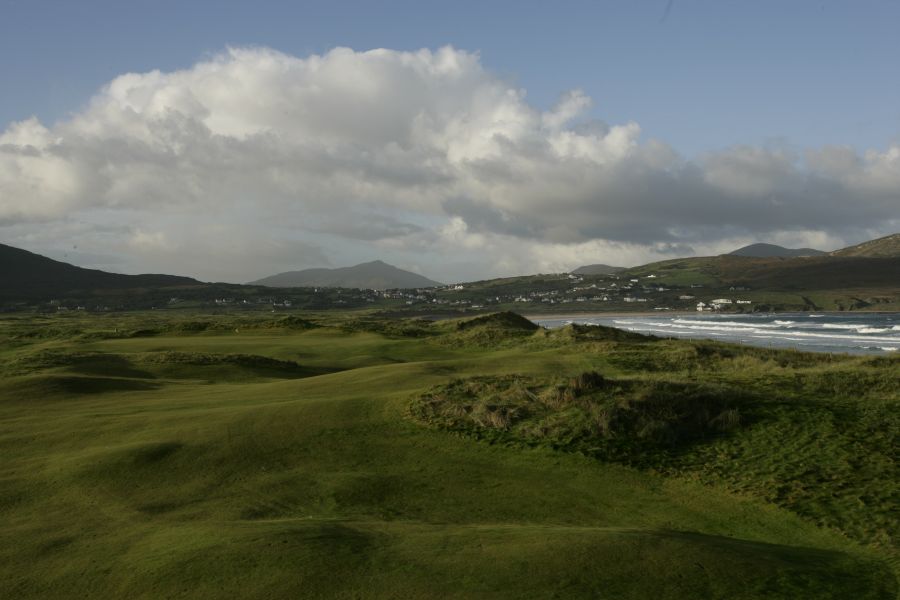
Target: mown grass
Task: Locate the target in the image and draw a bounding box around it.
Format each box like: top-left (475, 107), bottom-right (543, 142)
top-left (0, 310), bottom-right (897, 598)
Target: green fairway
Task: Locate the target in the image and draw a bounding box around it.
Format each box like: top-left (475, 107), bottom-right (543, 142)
top-left (0, 311), bottom-right (896, 598)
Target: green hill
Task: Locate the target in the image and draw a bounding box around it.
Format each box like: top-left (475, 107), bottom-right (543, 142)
top-left (624, 253), bottom-right (900, 290)
top-left (619, 233), bottom-right (900, 293)
top-left (571, 263), bottom-right (626, 275)
top-left (0, 243), bottom-right (200, 301)
top-left (831, 233), bottom-right (900, 258)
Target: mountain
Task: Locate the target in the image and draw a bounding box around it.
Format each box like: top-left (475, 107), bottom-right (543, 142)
top-left (728, 243), bottom-right (825, 258)
top-left (571, 264), bottom-right (625, 275)
top-left (830, 233), bottom-right (900, 258)
top-left (0, 243), bottom-right (199, 301)
top-left (250, 260), bottom-right (442, 290)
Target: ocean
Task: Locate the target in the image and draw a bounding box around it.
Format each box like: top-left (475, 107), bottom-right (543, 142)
top-left (533, 312), bottom-right (900, 355)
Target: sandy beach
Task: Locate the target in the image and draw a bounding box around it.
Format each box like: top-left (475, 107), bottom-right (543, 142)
top-left (525, 311), bottom-right (701, 320)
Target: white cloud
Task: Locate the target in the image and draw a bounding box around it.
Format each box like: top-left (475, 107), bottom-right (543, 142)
top-left (542, 90), bottom-right (592, 131)
top-left (0, 45), bottom-right (898, 281)
top-left (129, 229), bottom-right (169, 251)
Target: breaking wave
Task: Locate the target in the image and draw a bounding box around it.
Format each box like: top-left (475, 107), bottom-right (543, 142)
top-left (557, 313), bottom-right (900, 355)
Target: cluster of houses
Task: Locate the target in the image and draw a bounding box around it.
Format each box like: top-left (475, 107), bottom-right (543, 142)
top-left (212, 297), bottom-right (296, 308)
top-left (55, 305), bottom-right (86, 312)
top-left (696, 298), bottom-right (753, 311)
top-left (422, 273), bottom-right (755, 311)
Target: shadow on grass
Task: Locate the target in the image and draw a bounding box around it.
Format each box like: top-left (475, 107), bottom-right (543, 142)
top-left (1, 374), bottom-right (162, 399)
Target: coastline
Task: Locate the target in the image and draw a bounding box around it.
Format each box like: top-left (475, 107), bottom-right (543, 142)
top-left (524, 310), bottom-right (900, 320)
top-left (525, 311), bottom-right (698, 319)
top-left (525, 311), bottom-right (900, 355)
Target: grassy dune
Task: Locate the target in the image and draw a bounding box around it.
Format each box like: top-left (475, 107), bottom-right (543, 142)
top-left (0, 311), bottom-right (897, 598)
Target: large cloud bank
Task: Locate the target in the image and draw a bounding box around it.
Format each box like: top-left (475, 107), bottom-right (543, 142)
top-left (1, 46), bottom-right (898, 281)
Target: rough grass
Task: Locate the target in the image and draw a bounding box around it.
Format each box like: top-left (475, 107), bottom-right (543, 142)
top-left (0, 310), bottom-right (896, 598)
top-left (434, 311), bottom-right (541, 348)
top-left (411, 373), bottom-right (749, 462)
top-left (413, 331), bottom-right (899, 562)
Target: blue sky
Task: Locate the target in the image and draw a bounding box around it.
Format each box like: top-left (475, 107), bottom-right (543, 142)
top-left (1, 0), bottom-right (899, 281)
top-left (4, 0), bottom-right (899, 157)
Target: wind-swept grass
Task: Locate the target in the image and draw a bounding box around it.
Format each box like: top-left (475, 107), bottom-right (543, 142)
top-left (0, 311), bottom-right (896, 598)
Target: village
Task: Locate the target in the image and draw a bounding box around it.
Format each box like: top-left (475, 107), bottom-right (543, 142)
top-left (202, 270), bottom-right (759, 314)
top-left (32, 271), bottom-right (761, 314)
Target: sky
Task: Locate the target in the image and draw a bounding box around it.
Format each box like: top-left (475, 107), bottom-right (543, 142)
top-left (1, 0), bottom-right (899, 283)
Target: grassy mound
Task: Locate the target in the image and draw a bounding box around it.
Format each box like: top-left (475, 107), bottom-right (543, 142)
top-left (550, 322), bottom-right (651, 343)
top-left (5, 349), bottom-right (153, 378)
top-left (453, 311), bottom-right (538, 332)
top-left (436, 311), bottom-right (540, 347)
top-left (413, 344), bottom-right (900, 556)
top-left (339, 316), bottom-right (436, 338)
top-left (3, 347), bottom-right (330, 383)
top-left (272, 315), bottom-right (320, 330)
top-left (411, 372), bottom-right (747, 463)
top-left (135, 351), bottom-right (331, 381)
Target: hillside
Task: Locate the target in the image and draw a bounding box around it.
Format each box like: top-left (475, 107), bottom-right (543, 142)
top-left (625, 254), bottom-right (900, 290)
top-left (571, 263), bottom-right (626, 275)
top-left (0, 243), bottom-right (200, 301)
top-left (250, 260), bottom-right (442, 290)
top-left (728, 243), bottom-right (825, 258)
top-left (831, 233), bottom-right (900, 258)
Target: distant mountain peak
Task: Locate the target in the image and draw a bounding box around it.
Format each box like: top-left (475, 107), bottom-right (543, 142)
top-left (249, 260), bottom-right (442, 290)
top-left (728, 243), bottom-right (825, 258)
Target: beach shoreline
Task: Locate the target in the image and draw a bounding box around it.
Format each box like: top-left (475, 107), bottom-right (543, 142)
top-left (524, 310), bottom-right (900, 320)
top-left (525, 311), bottom-right (698, 320)
top-left (526, 311), bottom-right (900, 355)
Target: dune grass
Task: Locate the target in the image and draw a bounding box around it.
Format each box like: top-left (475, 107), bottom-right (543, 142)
top-left (0, 311), bottom-right (897, 598)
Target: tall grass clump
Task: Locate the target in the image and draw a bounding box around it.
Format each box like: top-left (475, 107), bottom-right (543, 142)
top-left (411, 371), bottom-right (748, 462)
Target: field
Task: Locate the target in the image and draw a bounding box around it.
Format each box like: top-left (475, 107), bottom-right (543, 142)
top-left (0, 310), bottom-right (897, 598)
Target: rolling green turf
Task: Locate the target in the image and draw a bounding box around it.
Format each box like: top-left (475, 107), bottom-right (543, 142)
top-left (0, 311), bottom-right (897, 598)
